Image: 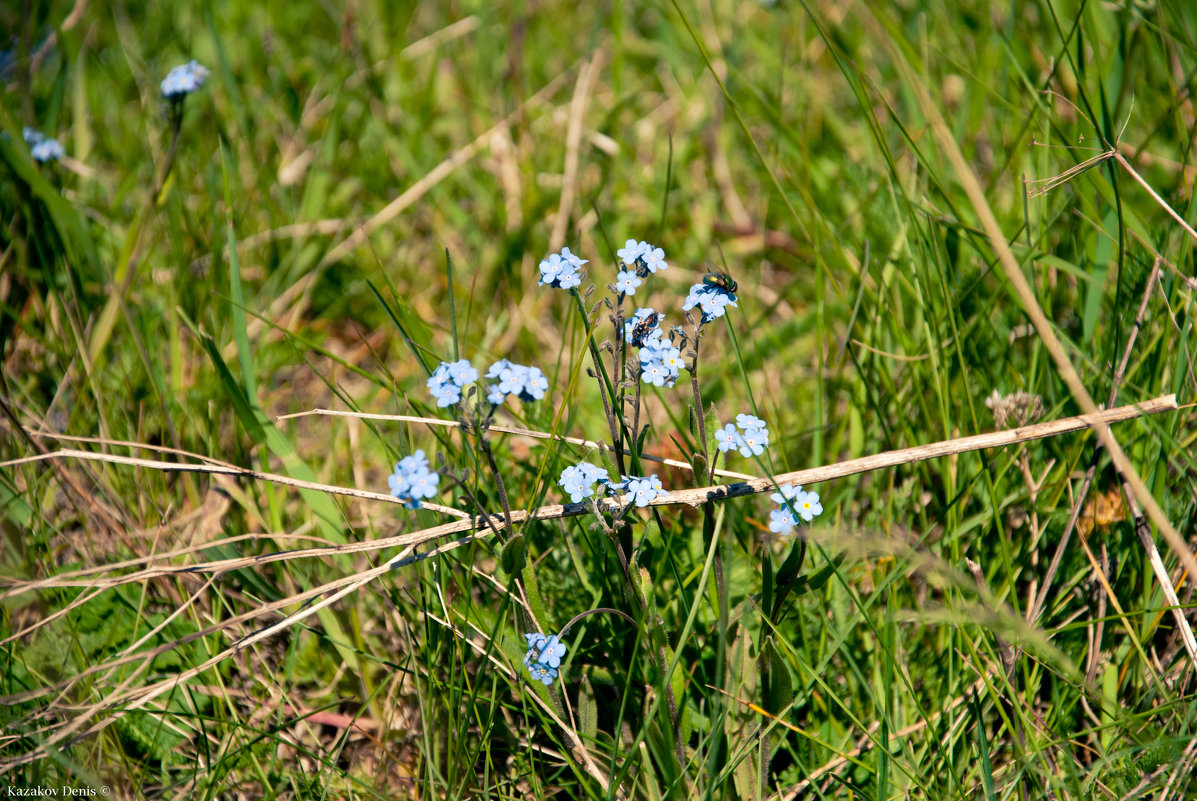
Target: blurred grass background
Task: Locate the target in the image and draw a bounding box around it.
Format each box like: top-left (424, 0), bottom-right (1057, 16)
top-left (2, 0), bottom-right (1196, 798)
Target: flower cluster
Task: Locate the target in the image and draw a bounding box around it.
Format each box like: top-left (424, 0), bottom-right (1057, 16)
top-left (610, 474), bottom-right (669, 508)
top-left (387, 450), bottom-right (440, 509)
top-left (538, 247), bottom-right (587, 290)
top-left (715, 413), bottom-right (770, 458)
top-left (639, 338), bottom-right (683, 388)
top-left (161, 60), bottom-right (210, 99)
top-left (485, 359), bottom-right (549, 404)
top-left (22, 127), bottom-right (64, 163)
top-left (524, 632), bottom-right (567, 685)
top-left (768, 484), bottom-right (823, 535)
top-left (427, 359), bottom-right (479, 407)
top-left (617, 239), bottom-right (669, 276)
top-left (559, 461), bottom-right (610, 503)
top-left (615, 240), bottom-right (668, 295)
top-left (622, 307), bottom-right (681, 387)
top-left (683, 281), bottom-right (738, 323)
top-left (427, 358), bottom-right (549, 408)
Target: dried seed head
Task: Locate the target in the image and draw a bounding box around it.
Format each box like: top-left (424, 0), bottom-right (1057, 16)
top-left (985, 389), bottom-right (1044, 429)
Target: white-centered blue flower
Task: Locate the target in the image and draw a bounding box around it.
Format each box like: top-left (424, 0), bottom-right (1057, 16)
top-left (715, 424), bottom-right (745, 453)
top-left (539, 247), bottom-right (587, 290)
top-left (738, 426), bottom-right (768, 458)
top-left (524, 632), bottom-right (568, 686)
top-left (615, 270), bottom-right (642, 295)
top-left (769, 508), bottom-right (797, 535)
top-left (617, 239), bottom-right (645, 266)
top-left (640, 244), bottom-right (668, 274)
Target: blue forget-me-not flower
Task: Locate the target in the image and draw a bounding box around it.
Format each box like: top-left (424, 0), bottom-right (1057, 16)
top-left (639, 340), bottom-right (681, 388)
top-left (768, 483), bottom-right (823, 534)
top-left (618, 239), bottom-right (669, 277)
top-left (21, 127), bottom-right (64, 163)
top-left (485, 360), bottom-right (549, 404)
top-left (539, 247), bottom-right (587, 290)
top-left (524, 632), bottom-right (567, 686)
top-left (683, 282), bottom-right (738, 323)
top-left (608, 474), bottom-right (669, 508)
top-left (615, 270), bottom-right (642, 296)
top-left (715, 423), bottom-right (744, 454)
top-left (559, 462), bottom-right (610, 503)
top-left (161, 60), bottom-right (210, 99)
top-left (427, 359), bottom-right (478, 407)
top-left (388, 450), bottom-right (440, 509)
top-left (715, 414), bottom-right (770, 458)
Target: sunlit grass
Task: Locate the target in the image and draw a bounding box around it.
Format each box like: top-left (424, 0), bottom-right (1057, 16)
top-left (2, 1), bottom-right (1195, 798)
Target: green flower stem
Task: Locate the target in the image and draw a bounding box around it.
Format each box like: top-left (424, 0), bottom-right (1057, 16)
top-left (570, 289), bottom-right (628, 477)
top-left (477, 433), bottom-right (513, 534)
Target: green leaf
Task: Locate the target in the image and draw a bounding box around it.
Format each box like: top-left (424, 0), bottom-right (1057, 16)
top-left (761, 636), bottom-right (793, 720)
top-left (636, 423), bottom-right (652, 457)
top-left (500, 534), bottom-right (526, 575)
top-left (795, 553), bottom-right (845, 597)
top-left (579, 675), bottom-right (598, 742)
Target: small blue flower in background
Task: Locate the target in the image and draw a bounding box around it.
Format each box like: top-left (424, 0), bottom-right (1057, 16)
top-left (618, 239), bottom-right (669, 277)
top-left (683, 282), bottom-right (738, 323)
top-left (524, 632), bottom-right (568, 686)
top-left (486, 360), bottom-right (549, 404)
top-left (161, 60), bottom-right (210, 99)
top-left (388, 449), bottom-right (440, 509)
top-left (559, 461), bottom-right (610, 503)
top-left (615, 270), bottom-right (642, 295)
top-left (768, 483), bottom-right (823, 534)
top-left (428, 359), bottom-right (478, 407)
top-left (21, 127), bottom-right (64, 163)
top-left (31, 138), bottom-right (64, 163)
top-left (539, 248), bottom-right (587, 290)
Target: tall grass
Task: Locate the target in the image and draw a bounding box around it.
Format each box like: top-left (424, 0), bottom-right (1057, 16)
top-left (2, 1), bottom-right (1195, 798)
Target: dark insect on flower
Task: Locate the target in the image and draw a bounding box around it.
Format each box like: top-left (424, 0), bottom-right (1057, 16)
top-left (701, 267), bottom-right (738, 295)
top-left (628, 312), bottom-right (663, 346)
